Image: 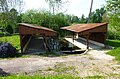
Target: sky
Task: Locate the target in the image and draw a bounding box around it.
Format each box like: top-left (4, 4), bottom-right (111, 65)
top-left (23, 0), bottom-right (106, 17)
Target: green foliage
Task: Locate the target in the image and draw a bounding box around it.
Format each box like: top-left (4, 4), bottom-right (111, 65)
top-left (85, 75), bottom-right (104, 79)
top-left (0, 75), bottom-right (80, 79)
top-left (0, 8), bottom-right (19, 34)
top-left (107, 30), bottom-right (120, 40)
top-left (90, 7), bottom-right (106, 23)
top-left (0, 0), bottom-right (24, 34)
top-left (106, 0), bottom-right (120, 15)
top-left (79, 14), bottom-right (87, 23)
top-left (0, 35), bottom-right (20, 50)
top-left (107, 47), bottom-right (120, 61)
top-left (106, 39), bottom-right (120, 48)
top-left (106, 0), bottom-right (120, 39)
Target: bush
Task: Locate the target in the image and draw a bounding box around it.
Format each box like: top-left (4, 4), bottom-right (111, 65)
top-left (107, 30), bottom-right (120, 40)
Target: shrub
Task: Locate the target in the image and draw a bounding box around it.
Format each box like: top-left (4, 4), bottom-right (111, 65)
top-left (107, 30), bottom-right (120, 40)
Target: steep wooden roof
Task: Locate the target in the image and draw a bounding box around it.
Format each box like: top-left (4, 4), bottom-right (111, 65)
top-left (19, 23), bottom-right (56, 32)
top-left (61, 23), bottom-right (108, 33)
top-left (19, 23), bottom-right (57, 36)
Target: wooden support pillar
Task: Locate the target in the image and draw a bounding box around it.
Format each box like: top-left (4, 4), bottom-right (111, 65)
top-left (43, 35), bottom-right (51, 52)
top-left (20, 34), bottom-right (23, 53)
top-left (76, 33), bottom-right (79, 39)
top-left (86, 34), bottom-right (90, 49)
top-left (65, 30), bottom-right (66, 36)
top-left (103, 32), bottom-right (107, 48)
top-left (43, 35), bottom-right (48, 51)
top-left (72, 33), bottom-right (75, 42)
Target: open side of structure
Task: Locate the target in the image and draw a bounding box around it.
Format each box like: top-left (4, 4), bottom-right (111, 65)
top-left (61, 23), bottom-right (108, 50)
top-left (19, 23), bottom-right (57, 53)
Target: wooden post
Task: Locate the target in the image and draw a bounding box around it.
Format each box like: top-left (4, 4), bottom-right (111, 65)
top-left (43, 35), bottom-right (48, 51)
top-left (103, 32), bottom-right (107, 48)
top-left (20, 34), bottom-right (23, 53)
top-left (43, 35), bottom-right (51, 52)
top-left (86, 34), bottom-right (89, 49)
top-left (76, 33), bottom-right (79, 39)
top-left (72, 33), bottom-right (74, 42)
top-left (65, 30), bottom-right (66, 37)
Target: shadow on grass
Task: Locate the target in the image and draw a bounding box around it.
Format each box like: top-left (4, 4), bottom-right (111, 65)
top-left (0, 68), bottom-right (10, 76)
top-left (0, 52), bottom-right (24, 59)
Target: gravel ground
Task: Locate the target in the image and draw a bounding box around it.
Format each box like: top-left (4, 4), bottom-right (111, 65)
top-left (0, 50), bottom-right (119, 77)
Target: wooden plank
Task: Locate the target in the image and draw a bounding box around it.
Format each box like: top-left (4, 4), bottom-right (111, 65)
top-left (103, 32), bottom-right (107, 48)
top-left (23, 36), bottom-right (32, 52)
top-left (86, 35), bottom-right (89, 49)
top-left (43, 36), bottom-right (51, 52)
top-left (20, 34), bottom-right (23, 53)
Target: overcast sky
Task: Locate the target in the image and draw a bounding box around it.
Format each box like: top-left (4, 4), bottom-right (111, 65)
top-left (23, 0), bottom-right (106, 17)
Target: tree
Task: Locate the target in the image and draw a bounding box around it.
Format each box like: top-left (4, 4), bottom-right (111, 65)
top-left (106, 0), bottom-right (120, 15)
top-left (88, 0), bottom-right (93, 23)
top-left (0, 0), bottom-right (24, 34)
top-left (71, 15), bottom-right (79, 23)
top-left (9, 8), bottom-right (18, 33)
top-left (79, 14), bottom-right (87, 23)
top-left (106, 0), bottom-right (120, 31)
top-left (45, 0), bottom-right (68, 14)
top-left (0, 0), bottom-right (8, 12)
top-left (0, 0), bottom-right (24, 13)
top-left (90, 7), bottom-right (106, 23)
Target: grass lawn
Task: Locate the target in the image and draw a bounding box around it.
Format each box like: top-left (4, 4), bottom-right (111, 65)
top-left (1, 74), bottom-right (120, 79)
top-left (106, 39), bottom-right (120, 48)
top-left (106, 39), bottom-right (120, 61)
top-left (0, 35), bottom-right (20, 50)
top-left (0, 75), bottom-right (80, 79)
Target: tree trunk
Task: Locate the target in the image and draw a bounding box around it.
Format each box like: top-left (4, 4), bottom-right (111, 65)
top-left (88, 0), bottom-right (93, 23)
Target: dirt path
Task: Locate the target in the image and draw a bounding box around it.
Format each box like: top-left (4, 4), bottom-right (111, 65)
top-left (0, 50), bottom-right (120, 77)
top-left (88, 49), bottom-right (115, 60)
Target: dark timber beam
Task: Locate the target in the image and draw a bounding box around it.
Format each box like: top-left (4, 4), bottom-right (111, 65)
top-left (103, 32), bottom-right (107, 48)
top-left (20, 34), bottom-right (23, 53)
top-left (86, 34), bottom-right (90, 49)
top-left (43, 35), bottom-right (51, 52)
top-left (72, 32), bottom-right (75, 42)
top-left (23, 35), bottom-right (32, 53)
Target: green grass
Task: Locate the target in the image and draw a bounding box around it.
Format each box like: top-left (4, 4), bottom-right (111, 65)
top-left (2, 74), bottom-right (120, 79)
top-left (0, 75), bottom-right (80, 79)
top-left (106, 39), bottom-right (120, 48)
top-left (107, 47), bottom-right (120, 60)
top-left (0, 35), bottom-right (20, 50)
top-left (106, 39), bottom-right (120, 61)
top-left (54, 63), bottom-right (75, 73)
top-left (84, 75), bottom-right (104, 79)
